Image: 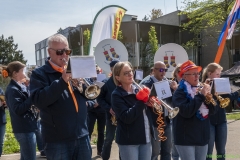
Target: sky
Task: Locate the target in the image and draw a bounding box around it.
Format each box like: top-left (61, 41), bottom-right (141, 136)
top-left (0, 0), bottom-right (184, 65)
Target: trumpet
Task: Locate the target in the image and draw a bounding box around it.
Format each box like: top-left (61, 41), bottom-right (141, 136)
top-left (133, 81), bottom-right (179, 141)
top-left (214, 93), bottom-right (230, 108)
top-left (198, 82), bottom-right (217, 106)
top-left (62, 58), bottom-right (101, 100)
top-left (133, 81), bottom-right (179, 119)
top-left (111, 115), bottom-right (117, 126)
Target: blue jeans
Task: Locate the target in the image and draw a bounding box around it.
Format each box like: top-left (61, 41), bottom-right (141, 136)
top-left (14, 132), bottom-right (36, 160)
top-left (151, 121), bottom-right (172, 160)
top-left (101, 118), bottom-right (117, 160)
top-left (45, 135), bottom-right (91, 160)
top-left (87, 111), bottom-right (106, 153)
top-left (0, 124), bottom-right (6, 156)
top-left (207, 122), bottom-right (227, 160)
top-left (175, 144), bottom-right (208, 160)
top-left (171, 124), bottom-right (179, 160)
top-left (118, 142), bottom-right (152, 160)
top-left (34, 120), bottom-right (44, 151)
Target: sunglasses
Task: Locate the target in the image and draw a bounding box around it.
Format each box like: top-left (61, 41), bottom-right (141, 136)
top-left (50, 48), bottom-right (72, 56)
top-left (155, 68), bottom-right (168, 72)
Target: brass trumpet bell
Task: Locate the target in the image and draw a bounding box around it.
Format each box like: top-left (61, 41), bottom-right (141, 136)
top-left (85, 85), bottom-right (101, 100)
top-left (168, 107), bottom-right (180, 119)
top-left (215, 93), bottom-right (230, 108)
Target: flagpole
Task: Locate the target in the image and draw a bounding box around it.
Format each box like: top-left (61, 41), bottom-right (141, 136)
top-left (214, 0), bottom-right (238, 63)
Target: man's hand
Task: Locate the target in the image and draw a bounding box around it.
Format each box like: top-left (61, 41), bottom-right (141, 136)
top-left (62, 69), bottom-right (71, 83)
top-left (110, 108), bottom-right (115, 116)
top-left (94, 102), bottom-right (99, 108)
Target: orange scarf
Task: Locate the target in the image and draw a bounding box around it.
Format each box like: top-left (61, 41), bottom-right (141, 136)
top-left (49, 60), bottom-right (79, 112)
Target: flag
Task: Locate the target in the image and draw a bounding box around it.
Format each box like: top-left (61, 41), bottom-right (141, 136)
top-left (88, 5), bottom-right (127, 56)
top-left (215, 0), bottom-right (240, 63)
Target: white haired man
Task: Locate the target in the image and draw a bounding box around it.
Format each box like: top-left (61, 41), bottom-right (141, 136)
top-left (30, 34), bottom-right (93, 160)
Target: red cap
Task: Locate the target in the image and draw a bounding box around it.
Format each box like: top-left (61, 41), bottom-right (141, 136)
top-left (178, 60), bottom-right (202, 78)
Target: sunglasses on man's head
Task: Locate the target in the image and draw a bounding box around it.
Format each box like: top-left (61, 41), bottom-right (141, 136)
top-left (50, 48), bottom-right (72, 56)
top-left (155, 68), bottom-right (168, 72)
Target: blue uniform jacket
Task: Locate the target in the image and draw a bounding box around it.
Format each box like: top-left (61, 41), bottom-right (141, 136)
top-left (97, 76), bottom-right (116, 119)
top-left (141, 76), bottom-right (172, 127)
top-left (172, 87), bottom-right (216, 146)
top-left (5, 79), bottom-right (37, 133)
top-left (209, 92), bottom-right (239, 125)
top-left (112, 85), bottom-right (155, 145)
top-left (30, 60), bottom-right (94, 143)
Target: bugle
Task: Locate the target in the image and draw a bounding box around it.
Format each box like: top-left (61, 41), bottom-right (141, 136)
top-left (62, 58), bottom-right (101, 100)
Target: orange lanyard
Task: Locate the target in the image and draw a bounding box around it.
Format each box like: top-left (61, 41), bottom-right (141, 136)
top-left (49, 60), bottom-right (79, 112)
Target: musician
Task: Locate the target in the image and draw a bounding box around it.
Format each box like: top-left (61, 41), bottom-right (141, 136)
top-left (141, 61), bottom-right (174, 160)
top-left (86, 67), bottom-right (106, 157)
top-left (4, 61), bottom-right (38, 160)
top-left (171, 64), bottom-right (181, 160)
top-left (172, 60), bottom-right (216, 160)
top-left (0, 86), bottom-right (7, 158)
top-left (30, 34), bottom-right (93, 160)
top-left (111, 61), bottom-right (154, 160)
top-left (202, 63), bottom-right (239, 160)
top-left (97, 60), bottom-right (119, 160)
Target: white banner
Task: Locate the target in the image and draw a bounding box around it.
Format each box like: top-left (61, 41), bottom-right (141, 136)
top-left (89, 5), bottom-right (127, 56)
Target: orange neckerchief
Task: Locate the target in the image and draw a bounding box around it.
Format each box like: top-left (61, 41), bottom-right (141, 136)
top-left (48, 60), bottom-right (79, 112)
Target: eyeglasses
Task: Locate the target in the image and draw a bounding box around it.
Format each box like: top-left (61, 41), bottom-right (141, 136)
top-left (123, 70), bottom-right (133, 76)
top-left (184, 72), bottom-right (201, 76)
top-left (50, 48), bottom-right (72, 56)
top-left (155, 68), bottom-right (168, 72)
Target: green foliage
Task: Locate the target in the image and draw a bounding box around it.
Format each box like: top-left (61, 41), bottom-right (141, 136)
top-left (180, 0), bottom-right (234, 48)
top-left (148, 26), bottom-right (159, 55)
top-left (117, 30), bottom-right (124, 42)
top-left (0, 75), bottom-right (10, 92)
top-left (142, 15), bottom-right (149, 21)
top-left (149, 8), bottom-right (163, 20)
top-left (3, 110), bottom-right (20, 154)
top-left (83, 28), bottom-right (91, 55)
top-left (0, 35), bottom-right (27, 65)
top-left (226, 113), bottom-right (240, 120)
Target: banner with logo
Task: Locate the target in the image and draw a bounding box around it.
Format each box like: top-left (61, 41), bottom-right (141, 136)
top-left (89, 5), bottom-right (127, 56)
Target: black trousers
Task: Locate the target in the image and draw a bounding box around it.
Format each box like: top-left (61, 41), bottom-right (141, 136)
top-left (87, 111), bottom-right (106, 153)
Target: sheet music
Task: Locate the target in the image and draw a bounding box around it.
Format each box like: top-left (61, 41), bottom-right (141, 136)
top-left (70, 56), bottom-right (97, 79)
top-left (214, 78), bottom-right (231, 94)
top-left (97, 74), bottom-right (106, 82)
top-left (153, 80), bottom-right (172, 99)
top-left (135, 69), bottom-right (143, 80)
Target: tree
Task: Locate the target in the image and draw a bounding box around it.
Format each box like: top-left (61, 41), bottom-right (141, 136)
top-left (180, 0), bottom-right (234, 67)
top-left (148, 26), bottom-right (159, 65)
top-left (149, 8), bottom-right (163, 20)
top-left (142, 15), bottom-right (149, 21)
top-left (57, 27), bottom-right (63, 33)
top-left (83, 28), bottom-right (91, 55)
top-left (0, 35), bottom-right (27, 65)
top-left (117, 30), bottom-right (124, 42)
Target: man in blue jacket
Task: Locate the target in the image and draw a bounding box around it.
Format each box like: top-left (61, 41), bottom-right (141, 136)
top-left (30, 34), bottom-right (93, 160)
top-left (141, 61), bottom-right (174, 160)
top-left (97, 60), bottom-right (119, 160)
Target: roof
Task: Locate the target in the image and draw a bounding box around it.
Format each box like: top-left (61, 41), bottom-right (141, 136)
top-left (221, 61), bottom-right (240, 77)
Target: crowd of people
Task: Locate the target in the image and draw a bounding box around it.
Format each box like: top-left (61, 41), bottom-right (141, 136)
top-left (0, 33), bottom-right (239, 160)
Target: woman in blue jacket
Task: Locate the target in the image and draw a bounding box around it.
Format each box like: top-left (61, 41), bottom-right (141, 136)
top-left (111, 61), bottom-right (154, 160)
top-left (4, 61), bottom-right (37, 160)
top-left (202, 63), bottom-right (239, 160)
top-left (172, 60), bottom-right (216, 160)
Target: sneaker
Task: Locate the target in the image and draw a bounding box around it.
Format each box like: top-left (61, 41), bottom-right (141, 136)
top-left (40, 150), bottom-right (47, 158)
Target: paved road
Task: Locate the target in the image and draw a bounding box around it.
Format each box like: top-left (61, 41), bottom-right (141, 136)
top-left (2, 120), bottom-right (240, 160)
